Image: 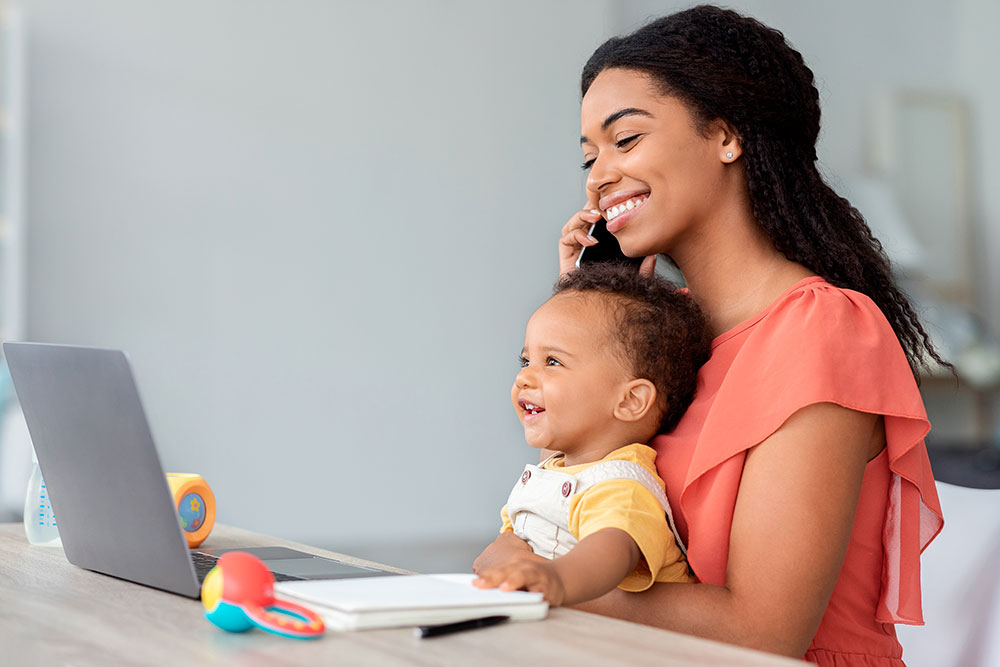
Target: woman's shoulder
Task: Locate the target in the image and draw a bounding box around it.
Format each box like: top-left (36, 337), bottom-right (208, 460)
top-left (772, 276), bottom-right (891, 328)
top-left (703, 275), bottom-right (926, 446)
top-left (714, 277), bottom-right (906, 374)
top-left (724, 276), bottom-right (895, 346)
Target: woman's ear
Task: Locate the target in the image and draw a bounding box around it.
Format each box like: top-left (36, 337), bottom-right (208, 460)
top-left (613, 379), bottom-right (657, 423)
top-left (710, 119), bottom-right (742, 163)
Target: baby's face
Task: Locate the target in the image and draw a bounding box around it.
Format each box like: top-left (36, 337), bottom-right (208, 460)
top-left (511, 293), bottom-right (631, 455)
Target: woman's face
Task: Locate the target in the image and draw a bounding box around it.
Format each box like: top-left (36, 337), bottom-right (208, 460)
top-left (580, 68), bottom-right (737, 259)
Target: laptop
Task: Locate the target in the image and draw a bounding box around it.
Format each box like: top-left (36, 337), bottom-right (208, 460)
top-left (3, 342), bottom-right (392, 599)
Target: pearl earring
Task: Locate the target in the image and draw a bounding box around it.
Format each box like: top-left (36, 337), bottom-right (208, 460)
top-left (726, 151), bottom-right (734, 159)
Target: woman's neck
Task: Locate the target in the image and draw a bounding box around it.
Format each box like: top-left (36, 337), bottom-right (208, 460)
top-left (674, 210), bottom-right (815, 338)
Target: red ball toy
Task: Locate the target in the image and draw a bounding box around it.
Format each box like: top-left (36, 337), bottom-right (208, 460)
top-left (201, 551), bottom-right (325, 640)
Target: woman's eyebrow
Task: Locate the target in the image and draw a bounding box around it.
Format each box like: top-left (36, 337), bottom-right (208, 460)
top-left (580, 107), bottom-right (654, 144)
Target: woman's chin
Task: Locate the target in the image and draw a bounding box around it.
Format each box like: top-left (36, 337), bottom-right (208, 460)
top-left (617, 241), bottom-right (655, 260)
top-left (612, 230), bottom-right (651, 259)
top-left (617, 234), bottom-right (671, 261)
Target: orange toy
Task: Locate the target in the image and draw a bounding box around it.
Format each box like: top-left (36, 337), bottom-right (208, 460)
top-left (165, 473), bottom-right (216, 547)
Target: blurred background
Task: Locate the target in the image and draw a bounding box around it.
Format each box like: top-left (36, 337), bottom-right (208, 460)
top-left (0, 1), bottom-right (997, 660)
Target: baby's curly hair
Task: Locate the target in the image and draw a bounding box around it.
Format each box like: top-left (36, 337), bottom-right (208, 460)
top-left (555, 264), bottom-right (711, 434)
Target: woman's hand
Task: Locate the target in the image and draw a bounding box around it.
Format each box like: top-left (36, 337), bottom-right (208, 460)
top-left (474, 559), bottom-right (567, 606)
top-left (558, 204), bottom-right (602, 277)
top-left (557, 203), bottom-right (658, 277)
top-left (472, 532), bottom-right (537, 574)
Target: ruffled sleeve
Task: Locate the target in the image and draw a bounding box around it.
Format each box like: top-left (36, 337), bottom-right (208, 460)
top-left (657, 278), bottom-right (943, 625)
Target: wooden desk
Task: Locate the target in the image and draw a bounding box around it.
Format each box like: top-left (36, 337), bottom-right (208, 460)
top-left (0, 524), bottom-right (800, 666)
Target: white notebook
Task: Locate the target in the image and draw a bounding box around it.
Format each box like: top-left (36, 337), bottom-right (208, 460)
top-left (275, 573), bottom-right (549, 631)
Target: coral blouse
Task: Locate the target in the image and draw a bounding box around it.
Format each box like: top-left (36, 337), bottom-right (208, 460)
top-left (653, 277), bottom-right (943, 666)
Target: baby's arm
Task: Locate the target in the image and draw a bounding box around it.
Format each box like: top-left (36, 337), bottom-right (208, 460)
top-left (473, 527), bottom-right (639, 606)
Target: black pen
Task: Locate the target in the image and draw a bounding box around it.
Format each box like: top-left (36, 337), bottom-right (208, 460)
top-left (415, 615), bottom-right (510, 638)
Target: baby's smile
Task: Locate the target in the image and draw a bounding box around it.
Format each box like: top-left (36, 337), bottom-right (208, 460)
top-left (517, 398), bottom-right (546, 420)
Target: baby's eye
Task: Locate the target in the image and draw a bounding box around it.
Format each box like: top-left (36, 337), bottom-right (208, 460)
top-left (518, 356), bottom-right (529, 368)
top-left (546, 357), bottom-right (562, 367)
top-left (616, 134), bottom-right (641, 149)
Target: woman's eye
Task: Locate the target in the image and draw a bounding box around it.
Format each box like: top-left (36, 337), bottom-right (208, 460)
top-left (546, 357), bottom-right (562, 367)
top-left (616, 134), bottom-right (641, 149)
top-left (580, 136), bottom-right (640, 170)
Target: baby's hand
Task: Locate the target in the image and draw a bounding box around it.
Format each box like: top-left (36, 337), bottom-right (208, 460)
top-left (473, 559), bottom-right (567, 606)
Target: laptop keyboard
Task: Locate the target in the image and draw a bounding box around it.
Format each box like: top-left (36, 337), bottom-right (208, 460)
top-left (190, 551), bottom-right (304, 583)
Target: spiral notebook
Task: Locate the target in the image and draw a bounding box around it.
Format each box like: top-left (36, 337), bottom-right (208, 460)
top-left (275, 573), bottom-right (549, 631)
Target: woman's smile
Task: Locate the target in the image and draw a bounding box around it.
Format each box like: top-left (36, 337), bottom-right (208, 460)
top-left (603, 193), bottom-right (650, 233)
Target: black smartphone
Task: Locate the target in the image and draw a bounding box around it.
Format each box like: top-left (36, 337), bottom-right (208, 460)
top-left (576, 219), bottom-right (644, 269)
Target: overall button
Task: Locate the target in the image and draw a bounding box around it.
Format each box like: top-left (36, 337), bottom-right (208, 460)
top-left (521, 471), bottom-right (531, 484)
top-left (561, 481), bottom-right (572, 497)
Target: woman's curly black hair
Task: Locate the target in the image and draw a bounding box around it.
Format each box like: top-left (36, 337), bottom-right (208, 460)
top-left (581, 5), bottom-right (950, 379)
top-left (555, 263), bottom-right (712, 434)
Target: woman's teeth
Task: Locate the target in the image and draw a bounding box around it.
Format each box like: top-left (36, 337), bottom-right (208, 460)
top-left (605, 195), bottom-right (648, 221)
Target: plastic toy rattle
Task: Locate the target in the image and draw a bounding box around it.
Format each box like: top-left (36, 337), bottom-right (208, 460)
top-left (201, 551), bottom-right (326, 640)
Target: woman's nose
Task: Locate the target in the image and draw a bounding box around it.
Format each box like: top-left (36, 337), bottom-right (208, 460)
top-left (586, 153), bottom-right (621, 196)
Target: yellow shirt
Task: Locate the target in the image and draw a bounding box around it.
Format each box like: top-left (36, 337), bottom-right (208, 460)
top-left (501, 443), bottom-right (692, 591)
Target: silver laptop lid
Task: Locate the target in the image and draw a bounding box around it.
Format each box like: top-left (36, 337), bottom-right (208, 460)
top-left (3, 342), bottom-right (200, 598)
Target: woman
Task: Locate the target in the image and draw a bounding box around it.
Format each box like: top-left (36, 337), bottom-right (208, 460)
top-left (475, 6), bottom-right (945, 665)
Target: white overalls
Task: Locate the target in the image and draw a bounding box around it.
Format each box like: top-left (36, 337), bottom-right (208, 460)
top-left (504, 453), bottom-right (686, 560)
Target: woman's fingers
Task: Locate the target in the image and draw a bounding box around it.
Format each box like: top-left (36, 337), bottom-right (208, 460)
top-left (559, 228), bottom-right (598, 252)
top-left (639, 253), bottom-right (658, 276)
top-left (561, 206), bottom-right (603, 237)
top-left (559, 206), bottom-right (605, 276)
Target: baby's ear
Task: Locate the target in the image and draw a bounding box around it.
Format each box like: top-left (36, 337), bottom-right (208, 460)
top-left (613, 379), bottom-right (657, 423)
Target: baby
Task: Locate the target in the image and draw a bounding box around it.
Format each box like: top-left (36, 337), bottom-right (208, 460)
top-left (473, 263), bottom-right (711, 606)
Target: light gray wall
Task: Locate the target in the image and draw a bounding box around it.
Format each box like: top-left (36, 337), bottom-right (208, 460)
top-left (20, 0), bottom-right (998, 557)
top-left (21, 0), bottom-right (621, 549)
